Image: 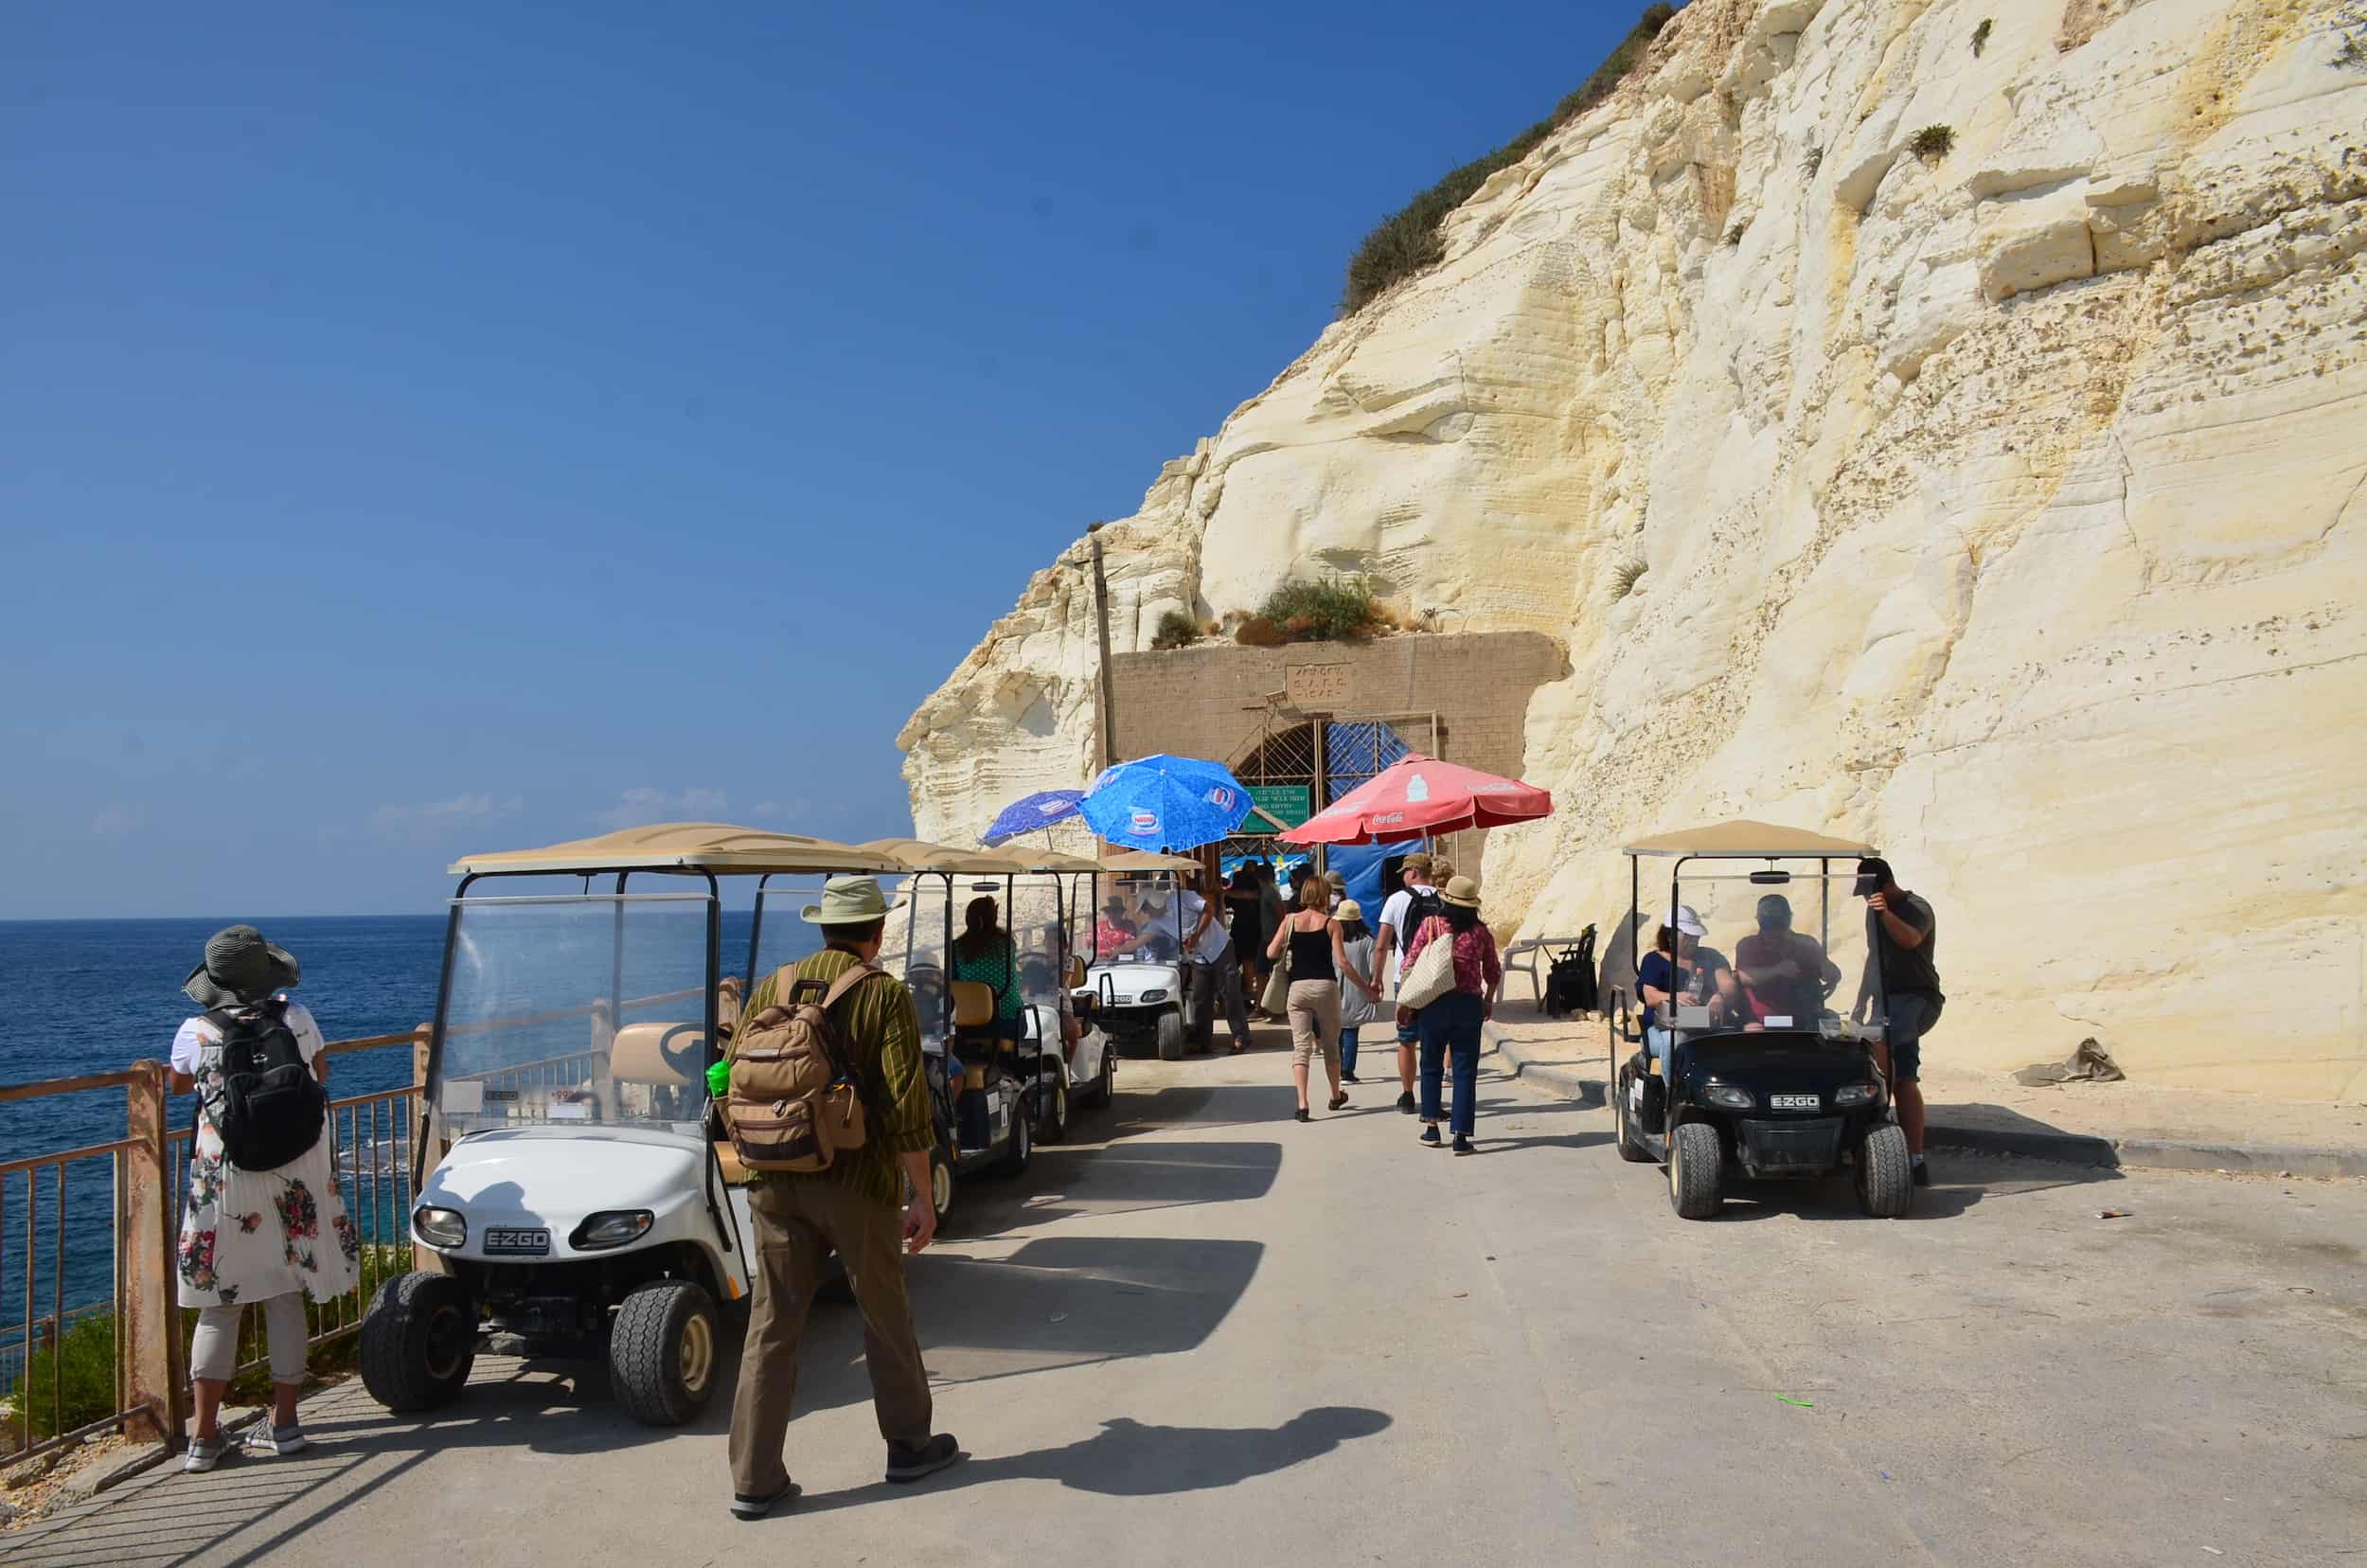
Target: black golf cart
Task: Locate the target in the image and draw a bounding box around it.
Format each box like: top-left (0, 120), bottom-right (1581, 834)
top-left (1606, 821), bottom-right (1913, 1220)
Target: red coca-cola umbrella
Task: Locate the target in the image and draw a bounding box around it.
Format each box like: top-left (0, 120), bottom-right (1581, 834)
top-left (1279, 754), bottom-right (1554, 846)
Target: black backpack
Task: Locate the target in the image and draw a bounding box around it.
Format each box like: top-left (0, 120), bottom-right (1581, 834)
top-left (202, 1000), bottom-right (327, 1171)
top-left (1401, 885), bottom-right (1445, 936)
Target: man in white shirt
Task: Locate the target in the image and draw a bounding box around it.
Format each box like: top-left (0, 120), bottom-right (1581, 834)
top-left (1375, 853), bottom-right (1439, 1114)
top-left (1177, 873), bottom-right (1253, 1055)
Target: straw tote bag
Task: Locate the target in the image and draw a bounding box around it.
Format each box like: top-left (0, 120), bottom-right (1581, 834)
top-left (1396, 920), bottom-right (1460, 1012)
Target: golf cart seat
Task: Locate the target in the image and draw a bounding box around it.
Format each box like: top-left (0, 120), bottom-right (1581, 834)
top-left (611, 1022), bottom-right (705, 1087)
top-left (950, 981), bottom-right (996, 1029)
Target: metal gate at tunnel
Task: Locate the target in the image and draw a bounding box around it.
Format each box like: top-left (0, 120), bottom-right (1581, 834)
top-left (1214, 712), bottom-right (1448, 880)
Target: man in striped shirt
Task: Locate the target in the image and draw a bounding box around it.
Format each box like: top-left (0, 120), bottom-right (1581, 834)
top-left (726, 875), bottom-right (960, 1520)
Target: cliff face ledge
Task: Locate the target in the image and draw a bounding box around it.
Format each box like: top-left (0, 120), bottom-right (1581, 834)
top-left (901, 0), bottom-right (2367, 1098)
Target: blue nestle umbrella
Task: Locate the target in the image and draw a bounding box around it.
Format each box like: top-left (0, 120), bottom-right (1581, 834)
top-left (983, 789), bottom-right (1086, 846)
top-left (1080, 754), bottom-right (1253, 851)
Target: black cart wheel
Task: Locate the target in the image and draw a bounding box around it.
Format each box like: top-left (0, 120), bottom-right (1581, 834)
top-left (609, 1278), bottom-right (721, 1427)
top-left (929, 1143), bottom-right (955, 1223)
top-left (1667, 1120), bottom-right (1724, 1220)
top-left (996, 1103), bottom-right (1033, 1177)
top-left (1614, 1074), bottom-right (1652, 1163)
top-left (360, 1271), bottom-right (476, 1413)
top-left (1037, 1072), bottom-right (1069, 1144)
top-left (1155, 1009), bottom-right (1187, 1061)
top-left (1856, 1123), bottom-right (1914, 1218)
top-left (1095, 1040), bottom-right (1117, 1106)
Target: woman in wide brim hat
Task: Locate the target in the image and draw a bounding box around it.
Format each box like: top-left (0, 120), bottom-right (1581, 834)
top-left (1397, 876), bottom-right (1503, 1155)
top-left (183, 924), bottom-right (303, 1008)
top-left (166, 925), bottom-right (359, 1472)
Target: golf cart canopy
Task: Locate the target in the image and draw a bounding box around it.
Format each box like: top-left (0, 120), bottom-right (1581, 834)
top-left (1622, 820), bottom-right (1876, 860)
top-left (450, 822), bottom-right (903, 878)
top-left (1097, 848), bottom-right (1203, 872)
top-left (859, 838), bottom-right (1104, 877)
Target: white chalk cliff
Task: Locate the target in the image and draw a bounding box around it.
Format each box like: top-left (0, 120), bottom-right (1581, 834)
top-left (900, 0), bottom-right (2367, 1098)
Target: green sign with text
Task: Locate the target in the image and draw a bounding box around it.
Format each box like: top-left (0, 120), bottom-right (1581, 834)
top-left (1243, 784), bottom-right (1312, 834)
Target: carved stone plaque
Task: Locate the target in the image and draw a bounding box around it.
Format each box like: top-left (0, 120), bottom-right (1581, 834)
top-left (1286, 662), bottom-right (1354, 709)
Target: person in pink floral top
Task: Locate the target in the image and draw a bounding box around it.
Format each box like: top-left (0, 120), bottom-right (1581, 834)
top-left (166, 927), bottom-right (359, 1472)
top-left (1400, 877), bottom-right (1504, 1155)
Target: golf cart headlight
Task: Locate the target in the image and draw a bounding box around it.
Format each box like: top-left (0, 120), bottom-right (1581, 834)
top-left (1834, 1082), bottom-right (1879, 1106)
top-left (571, 1210), bottom-right (654, 1251)
top-left (413, 1206), bottom-right (468, 1249)
top-left (1704, 1085), bottom-right (1755, 1111)
top-left (1138, 989), bottom-right (1167, 1004)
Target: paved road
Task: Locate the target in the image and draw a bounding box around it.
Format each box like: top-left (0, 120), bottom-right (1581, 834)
top-left (12, 1046), bottom-right (2366, 1567)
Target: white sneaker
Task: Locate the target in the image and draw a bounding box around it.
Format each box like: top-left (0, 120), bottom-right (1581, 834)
top-left (183, 1436), bottom-right (230, 1472)
top-left (241, 1423), bottom-right (311, 1457)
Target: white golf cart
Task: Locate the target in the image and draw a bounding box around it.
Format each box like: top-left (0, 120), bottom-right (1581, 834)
top-left (361, 824), bottom-right (905, 1427)
top-left (858, 841), bottom-right (1116, 1221)
top-left (1081, 851), bottom-right (1210, 1062)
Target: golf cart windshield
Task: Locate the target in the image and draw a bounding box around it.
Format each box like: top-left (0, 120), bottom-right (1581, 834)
top-left (747, 877), bottom-right (855, 989)
top-left (434, 893), bottom-right (713, 1136)
top-left (1102, 873), bottom-right (1185, 964)
top-left (1653, 863), bottom-right (1872, 1041)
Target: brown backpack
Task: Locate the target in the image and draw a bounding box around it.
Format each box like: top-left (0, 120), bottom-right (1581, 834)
top-left (721, 959), bottom-right (883, 1173)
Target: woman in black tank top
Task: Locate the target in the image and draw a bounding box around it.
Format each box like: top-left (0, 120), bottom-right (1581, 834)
top-left (1266, 875), bottom-right (1378, 1122)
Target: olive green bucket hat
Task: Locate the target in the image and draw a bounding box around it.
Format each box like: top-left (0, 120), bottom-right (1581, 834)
top-left (183, 925), bottom-right (301, 1008)
top-left (801, 875), bottom-right (892, 925)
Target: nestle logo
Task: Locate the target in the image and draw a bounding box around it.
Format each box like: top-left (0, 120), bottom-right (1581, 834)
top-left (1130, 811), bottom-right (1160, 834)
top-left (1206, 787), bottom-right (1236, 809)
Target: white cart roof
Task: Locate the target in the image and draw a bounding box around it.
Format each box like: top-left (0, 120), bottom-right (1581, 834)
top-left (450, 823), bottom-right (904, 877)
top-left (1622, 820), bottom-right (1877, 859)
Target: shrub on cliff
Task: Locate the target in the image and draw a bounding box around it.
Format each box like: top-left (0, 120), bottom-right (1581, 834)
top-left (1255, 577), bottom-right (1382, 643)
top-left (1150, 608), bottom-right (1201, 650)
top-left (1340, 3), bottom-right (1678, 315)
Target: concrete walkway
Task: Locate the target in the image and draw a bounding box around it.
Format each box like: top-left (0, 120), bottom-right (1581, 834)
top-left (9, 1049), bottom-right (2365, 1567)
top-left (1489, 1012), bottom-right (2367, 1177)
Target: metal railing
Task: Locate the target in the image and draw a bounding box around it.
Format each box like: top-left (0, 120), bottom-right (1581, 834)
top-left (0, 1032), bottom-right (425, 1465)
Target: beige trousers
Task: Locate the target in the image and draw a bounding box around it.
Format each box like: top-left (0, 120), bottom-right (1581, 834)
top-left (1287, 979), bottom-right (1343, 1072)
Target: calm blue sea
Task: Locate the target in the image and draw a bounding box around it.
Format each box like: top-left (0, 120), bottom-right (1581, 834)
top-left (0, 911), bottom-right (771, 1344)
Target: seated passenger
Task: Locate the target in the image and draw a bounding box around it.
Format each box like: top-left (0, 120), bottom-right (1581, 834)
top-left (1733, 894), bottom-right (1842, 1026)
top-left (950, 896), bottom-right (1025, 1045)
top-left (1636, 905), bottom-right (1735, 1078)
top-left (1095, 899), bottom-right (1144, 960)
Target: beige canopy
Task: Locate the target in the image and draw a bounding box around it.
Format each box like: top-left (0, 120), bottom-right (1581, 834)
top-left (449, 822), bottom-right (903, 878)
top-left (858, 838), bottom-right (1105, 877)
top-left (1097, 847), bottom-right (1205, 872)
top-left (1622, 819), bottom-right (1877, 859)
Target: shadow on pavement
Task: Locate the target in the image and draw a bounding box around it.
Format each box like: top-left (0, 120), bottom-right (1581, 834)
top-left (1008, 1137), bottom-right (1283, 1225)
top-left (791, 1233), bottom-right (1267, 1415)
top-left (1921, 1100), bottom-right (2125, 1166)
top-left (788, 1404), bottom-right (1392, 1516)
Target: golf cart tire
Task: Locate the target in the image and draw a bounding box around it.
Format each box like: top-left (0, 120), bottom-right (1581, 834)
top-left (609, 1278), bottom-right (721, 1427)
top-left (1155, 1010), bottom-right (1187, 1062)
top-left (996, 1105), bottom-right (1033, 1178)
top-left (1667, 1120), bottom-right (1724, 1220)
top-left (360, 1271), bottom-right (476, 1413)
top-left (928, 1145), bottom-right (955, 1225)
top-left (1094, 1042), bottom-right (1117, 1107)
top-left (1037, 1074), bottom-right (1069, 1145)
top-left (1613, 1075), bottom-right (1653, 1163)
top-left (1857, 1123), bottom-right (1914, 1218)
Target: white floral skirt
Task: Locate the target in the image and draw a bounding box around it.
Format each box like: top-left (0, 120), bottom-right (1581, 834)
top-left (176, 1111), bottom-right (361, 1309)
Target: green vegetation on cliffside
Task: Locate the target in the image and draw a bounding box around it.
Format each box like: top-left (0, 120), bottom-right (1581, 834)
top-left (1340, 3), bottom-right (1679, 315)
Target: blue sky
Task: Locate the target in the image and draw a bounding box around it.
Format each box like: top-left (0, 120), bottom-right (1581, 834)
top-left (3, 0), bottom-right (1653, 918)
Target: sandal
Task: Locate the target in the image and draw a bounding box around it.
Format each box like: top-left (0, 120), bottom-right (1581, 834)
top-left (1328, 1092), bottom-right (1349, 1111)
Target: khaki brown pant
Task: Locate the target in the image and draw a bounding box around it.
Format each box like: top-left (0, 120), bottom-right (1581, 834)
top-left (727, 1176), bottom-right (932, 1496)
